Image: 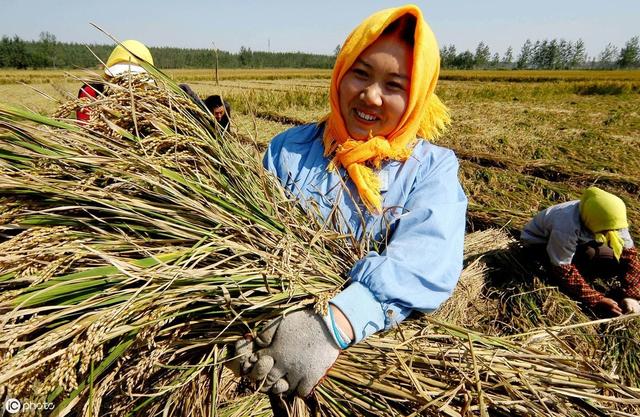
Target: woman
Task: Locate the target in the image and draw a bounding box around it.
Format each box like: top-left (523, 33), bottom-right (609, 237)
top-left (233, 5), bottom-right (467, 397)
top-left (521, 186), bottom-right (640, 317)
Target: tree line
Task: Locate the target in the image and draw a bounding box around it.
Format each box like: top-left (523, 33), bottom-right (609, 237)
top-left (1, 32), bottom-right (639, 70)
top-left (442, 37), bottom-right (640, 70)
top-left (0, 32), bottom-right (335, 70)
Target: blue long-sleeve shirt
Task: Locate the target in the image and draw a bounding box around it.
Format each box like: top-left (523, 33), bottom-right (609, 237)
top-left (263, 123), bottom-right (467, 342)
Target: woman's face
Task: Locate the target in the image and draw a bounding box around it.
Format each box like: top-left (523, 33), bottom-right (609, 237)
top-left (339, 35), bottom-right (412, 140)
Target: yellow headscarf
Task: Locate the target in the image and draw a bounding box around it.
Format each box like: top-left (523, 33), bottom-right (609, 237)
top-left (579, 186), bottom-right (629, 260)
top-left (323, 4), bottom-right (450, 213)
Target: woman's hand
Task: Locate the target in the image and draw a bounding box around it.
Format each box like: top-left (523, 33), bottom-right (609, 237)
top-left (329, 304), bottom-right (355, 341)
top-left (233, 310), bottom-right (341, 397)
top-left (595, 297), bottom-right (623, 316)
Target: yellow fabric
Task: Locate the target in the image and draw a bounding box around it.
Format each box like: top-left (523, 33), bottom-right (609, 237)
top-left (579, 186), bottom-right (628, 260)
top-left (323, 4), bottom-right (450, 213)
top-left (106, 40), bottom-right (154, 68)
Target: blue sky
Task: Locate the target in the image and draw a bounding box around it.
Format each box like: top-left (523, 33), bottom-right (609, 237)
top-left (1, 0), bottom-right (639, 58)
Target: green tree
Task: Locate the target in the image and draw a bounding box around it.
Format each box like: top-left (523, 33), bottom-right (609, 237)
top-left (453, 51), bottom-right (475, 69)
top-left (571, 39), bottom-right (587, 68)
top-left (3, 36), bottom-right (31, 68)
top-left (474, 41), bottom-right (491, 68)
top-left (239, 46), bottom-right (253, 67)
top-left (516, 39), bottom-right (532, 69)
top-left (490, 52), bottom-right (500, 68)
top-left (439, 44), bottom-right (457, 68)
top-left (546, 39), bottom-right (561, 69)
top-left (37, 31), bottom-right (57, 67)
top-left (558, 39), bottom-right (572, 69)
top-left (503, 46), bottom-right (513, 68)
top-left (598, 43), bottom-right (619, 69)
top-left (618, 36), bottom-right (640, 68)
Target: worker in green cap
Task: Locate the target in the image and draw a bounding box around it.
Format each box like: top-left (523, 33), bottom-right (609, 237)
top-left (521, 186), bottom-right (640, 316)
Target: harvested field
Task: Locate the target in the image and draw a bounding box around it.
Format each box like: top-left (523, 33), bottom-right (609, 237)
top-left (0, 68), bottom-right (639, 416)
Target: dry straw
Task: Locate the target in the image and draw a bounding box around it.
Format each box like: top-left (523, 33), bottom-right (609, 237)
top-left (0, 69), bottom-right (638, 416)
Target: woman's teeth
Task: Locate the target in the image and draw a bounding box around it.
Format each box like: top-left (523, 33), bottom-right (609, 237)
top-left (356, 110), bottom-right (377, 121)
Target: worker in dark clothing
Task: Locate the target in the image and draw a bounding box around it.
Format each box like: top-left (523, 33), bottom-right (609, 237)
top-left (204, 95), bottom-right (231, 132)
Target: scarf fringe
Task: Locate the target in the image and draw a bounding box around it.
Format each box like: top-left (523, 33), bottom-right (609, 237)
top-left (418, 94), bottom-right (451, 140)
top-left (595, 231), bottom-right (625, 261)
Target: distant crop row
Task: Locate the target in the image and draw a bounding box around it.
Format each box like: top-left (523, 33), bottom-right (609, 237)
top-left (440, 69), bottom-right (640, 82)
top-left (2, 68), bottom-right (640, 86)
top-left (0, 68), bottom-right (333, 85)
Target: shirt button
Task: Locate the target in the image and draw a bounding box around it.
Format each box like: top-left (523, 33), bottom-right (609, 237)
top-left (386, 309), bottom-right (394, 318)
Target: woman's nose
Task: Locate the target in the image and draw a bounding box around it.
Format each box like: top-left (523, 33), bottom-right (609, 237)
top-left (360, 83), bottom-right (383, 106)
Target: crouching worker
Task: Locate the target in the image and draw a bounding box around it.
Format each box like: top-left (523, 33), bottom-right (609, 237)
top-left (76, 40), bottom-right (154, 122)
top-left (204, 95), bottom-right (231, 132)
top-left (521, 186), bottom-right (640, 317)
top-left (229, 4), bottom-right (467, 399)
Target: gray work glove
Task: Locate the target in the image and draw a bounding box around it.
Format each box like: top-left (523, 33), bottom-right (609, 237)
top-left (622, 297), bottom-right (640, 314)
top-left (228, 334), bottom-right (255, 376)
top-left (244, 310), bottom-right (340, 397)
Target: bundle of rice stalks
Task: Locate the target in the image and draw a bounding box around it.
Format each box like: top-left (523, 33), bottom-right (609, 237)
top-left (479, 241), bottom-right (640, 390)
top-left (0, 69), bottom-right (638, 416)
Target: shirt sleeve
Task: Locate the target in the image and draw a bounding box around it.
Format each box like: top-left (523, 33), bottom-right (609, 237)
top-left (76, 84), bottom-right (100, 122)
top-left (618, 228), bottom-right (635, 249)
top-left (546, 228), bottom-right (579, 266)
top-left (621, 247), bottom-right (640, 299)
top-left (521, 211), bottom-right (549, 245)
top-left (263, 130), bottom-right (287, 184)
top-left (331, 149), bottom-right (467, 343)
top-left (551, 264), bottom-right (604, 307)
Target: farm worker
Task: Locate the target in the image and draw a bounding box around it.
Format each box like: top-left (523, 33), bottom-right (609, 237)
top-left (76, 40), bottom-right (154, 122)
top-left (204, 95), bottom-right (231, 132)
top-left (231, 4), bottom-right (467, 398)
top-left (521, 186), bottom-right (640, 317)
top-left (179, 84), bottom-right (231, 132)
top-left (175, 86), bottom-right (232, 133)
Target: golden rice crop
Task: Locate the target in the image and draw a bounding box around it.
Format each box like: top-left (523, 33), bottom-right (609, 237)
top-left (0, 67), bottom-right (638, 416)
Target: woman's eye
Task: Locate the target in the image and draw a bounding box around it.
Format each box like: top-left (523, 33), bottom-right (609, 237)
top-left (387, 81), bottom-right (405, 91)
top-left (353, 68), bottom-right (368, 78)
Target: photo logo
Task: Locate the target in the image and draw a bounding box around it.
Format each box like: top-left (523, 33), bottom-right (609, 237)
top-left (4, 398), bottom-right (21, 414)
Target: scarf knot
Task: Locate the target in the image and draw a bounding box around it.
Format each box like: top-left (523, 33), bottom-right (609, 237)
top-left (331, 136), bottom-right (410, 213)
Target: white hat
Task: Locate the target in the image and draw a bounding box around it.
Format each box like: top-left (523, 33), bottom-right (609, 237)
top-left (105, 63), bottom-right (147, 77)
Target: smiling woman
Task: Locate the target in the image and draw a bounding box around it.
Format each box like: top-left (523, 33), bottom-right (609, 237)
top-left (338, 16), bottom-right (414, 140)
top-left (230, 4), bottom-right (468, 399)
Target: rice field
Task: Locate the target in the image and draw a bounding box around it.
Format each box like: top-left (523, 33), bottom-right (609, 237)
top-left (0, 67), bottom-right (639, 416)
top-left (158, 69), bottom-right (640, 235)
